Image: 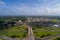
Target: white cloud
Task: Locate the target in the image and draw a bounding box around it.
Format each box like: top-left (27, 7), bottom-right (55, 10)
top-left (0, 1), bottom-right (5, 5)
top-left (0, 0), bottom-right (60, 16)
top-left (5, 2), bottom-right (60, 16)
top-left (14, 2), bottom-right (60, 14)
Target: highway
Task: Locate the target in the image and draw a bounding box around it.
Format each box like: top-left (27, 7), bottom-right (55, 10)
top-left (24, 25), bottom-right (34, 40)
top-left (23, 22), bottom-right (60, 40)
top-left (0, 23), bottom-right (60, 40)
top-left (0, 25), bottom-right (60, 40)
top-left (0, 36), bottom-right (20, 40)
top-left (41, 34), bottom-right (60, 40)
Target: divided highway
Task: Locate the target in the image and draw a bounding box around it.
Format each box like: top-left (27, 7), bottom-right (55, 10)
top-left (24, 25), bottom-right (34, 40)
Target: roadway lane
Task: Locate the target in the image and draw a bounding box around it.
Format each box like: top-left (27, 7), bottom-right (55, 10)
top-left (0, 36), bottom-right (20, 40)
top-left (24, 25), bottom-right (34, 40)
top-left (41, 34), bottom-right (60, 40)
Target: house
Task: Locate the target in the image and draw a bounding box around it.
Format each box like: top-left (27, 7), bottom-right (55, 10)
top-left (19, 20), bottom-right (22, 23)
top-left (53, 24), bottom-right (60, 27)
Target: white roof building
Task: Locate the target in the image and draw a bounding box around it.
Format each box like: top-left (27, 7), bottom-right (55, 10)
top-left (19, 20), bottom-right (22, 23)
top-left (53, 24), bottom-right (59, 27)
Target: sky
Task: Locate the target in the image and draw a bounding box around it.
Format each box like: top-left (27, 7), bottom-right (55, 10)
top-left (0, 0), bottom-right (60, 16)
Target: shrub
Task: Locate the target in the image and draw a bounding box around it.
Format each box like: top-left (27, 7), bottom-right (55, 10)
top-left (46, 34), bottom-right (51, 36)
top-left (54, 38), bottom-right (60, 40)
top-left (40, 35), bottom-right (46, 38)
top-left (10, 35), bottom-right (16, 38)
top-left (16, 35), bottom-right (19, 38)
top-left (32, 27), bottom-right (35, 30)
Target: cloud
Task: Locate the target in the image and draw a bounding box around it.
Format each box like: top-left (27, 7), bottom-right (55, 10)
top-left (0, 0), bottom-right (60, 16)
top-left (12, 0), bottom-right (60, 15)
top-left (0, 1), bottom-right (5, 5)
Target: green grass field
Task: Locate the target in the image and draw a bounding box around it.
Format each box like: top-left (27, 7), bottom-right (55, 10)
top-left (33, 27), bottom-right (60, 38)
top-left (0, 24), bottom-right (27, 39)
